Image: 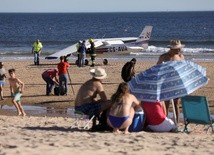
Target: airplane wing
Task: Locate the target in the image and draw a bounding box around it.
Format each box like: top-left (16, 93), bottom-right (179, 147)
top-left (45, 44), bottom-right (77, 59)
top-left (45, 40), bottom-right (103, 60)
top-left (98, 37), bottom-right (137, 42)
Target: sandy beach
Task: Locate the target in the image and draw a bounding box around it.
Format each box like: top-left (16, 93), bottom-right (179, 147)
top-left (0, 59), bottom-right (214, 155)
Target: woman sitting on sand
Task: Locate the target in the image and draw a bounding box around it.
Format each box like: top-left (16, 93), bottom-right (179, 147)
top-left (142, 101), bottom-right (176, 132)
top-left (107, 82), bottom-right (140, 134)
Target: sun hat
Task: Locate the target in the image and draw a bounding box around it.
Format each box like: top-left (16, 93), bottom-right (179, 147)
top-left (90, 67), bottom-right (107, 80)
top-left (167, 40), bottom-right (185, 49)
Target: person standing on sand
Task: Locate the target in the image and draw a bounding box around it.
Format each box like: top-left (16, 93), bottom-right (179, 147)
top-left (121, 58), bottom-right (137, 82)
top-left (89, 38), bottom-right (96, 67)
top-left (157, 40), bottom-right (185, 123)
top-left (75, 40), bottom-right (82, 66)
top-left (107, 82), bottom-right (141, 134)
top-left (32, 39), bottom-right (43, 65)
top-left (57, 56), bottom-right (70, 95)
top-left (8, 69), bottom-right (26, 116)
top-left (78, 40), bottom-right (87, 67)
top-left (0, 62), bottom-right (6, 100)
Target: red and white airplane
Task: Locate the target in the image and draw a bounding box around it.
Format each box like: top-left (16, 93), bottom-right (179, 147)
top-left (45, 26), bottom-right (153, 60)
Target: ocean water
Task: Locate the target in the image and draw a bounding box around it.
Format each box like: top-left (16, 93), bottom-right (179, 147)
top-left (0, 11), bottom-right (214, 61)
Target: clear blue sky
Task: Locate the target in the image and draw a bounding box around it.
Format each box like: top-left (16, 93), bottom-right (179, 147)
top-left (0, 0), bottom-right (214, 12)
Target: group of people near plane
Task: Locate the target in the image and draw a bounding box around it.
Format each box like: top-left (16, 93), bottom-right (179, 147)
top-left (76, 39), bottom-right (96, 67)
top-left (0, 39), bottom-right (185, 134)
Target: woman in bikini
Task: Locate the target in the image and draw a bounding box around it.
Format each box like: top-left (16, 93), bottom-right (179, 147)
top-left (107, 82), bottom-right (140, 134)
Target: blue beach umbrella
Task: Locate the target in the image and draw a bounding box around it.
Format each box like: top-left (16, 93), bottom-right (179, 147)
top-left (128, 60), bottom-right (208, 125)
top-left (128, 60), bottom-right (208, 102)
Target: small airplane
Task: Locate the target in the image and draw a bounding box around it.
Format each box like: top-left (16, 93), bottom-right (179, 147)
top-left (45, 26), bottom-right (153, 64)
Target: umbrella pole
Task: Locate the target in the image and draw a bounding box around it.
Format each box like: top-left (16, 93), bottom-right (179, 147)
top-left (171, 99), bottom-right (178, 127)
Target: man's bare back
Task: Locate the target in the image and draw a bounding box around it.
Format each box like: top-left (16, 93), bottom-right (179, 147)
top-left (157, 51), bottom-right (184, 64)
top-left (75, 78), bottom-right (107, 106)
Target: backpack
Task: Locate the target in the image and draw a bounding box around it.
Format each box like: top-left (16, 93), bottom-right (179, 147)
top-left (54, 86), bottom-right (66, 96)
top-left (54, 86), bottom-right (60, 95)
top-left (121, 61), bottom-right (135, 82)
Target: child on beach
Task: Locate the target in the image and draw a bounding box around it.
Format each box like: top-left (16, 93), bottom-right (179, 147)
top-left (8, 69), bottom-right (26, 116)
top-left (107, 82), bottom-right (141, 134)
top-left (0, 62), bottom-right (6, 100)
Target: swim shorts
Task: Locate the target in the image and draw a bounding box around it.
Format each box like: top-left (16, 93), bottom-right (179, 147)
top-left (75, 103), bottom-right (102, 116)
top-left (13, 92), bottom-right (22, 101)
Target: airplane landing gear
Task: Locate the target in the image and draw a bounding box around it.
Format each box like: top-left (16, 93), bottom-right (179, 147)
top-left (75, 59), bottom-right (78, 66)
top-left (85, 59), bottom-right (89, 65)
top-left (75, 59), bottom-right (89, 66)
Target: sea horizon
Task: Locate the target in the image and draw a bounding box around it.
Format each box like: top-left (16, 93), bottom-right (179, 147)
top-left (0, 11), bottom-right (213, 62)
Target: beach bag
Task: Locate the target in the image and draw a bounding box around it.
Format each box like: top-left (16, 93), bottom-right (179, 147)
top-left (54, 86), bottom-right (60, 95)
top-left (129, 110), bottom-right (145, 132)
top-left (54, 85), bottom-right (66, 96)
top-left (121, 61), bottom-right (134, 82)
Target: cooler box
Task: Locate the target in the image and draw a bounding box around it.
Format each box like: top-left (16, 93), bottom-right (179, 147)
top-left (129, 110), bottom-right (145, 132)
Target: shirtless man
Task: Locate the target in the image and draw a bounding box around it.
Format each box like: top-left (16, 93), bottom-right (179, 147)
top-left (157, 40), bottom-right (185, 123)
top-left (8, 69), bottom-right (26, 116)
top-left (107, 82), bottom-right (141, 134)
top-left (75, 67), bottom-right (111, 117)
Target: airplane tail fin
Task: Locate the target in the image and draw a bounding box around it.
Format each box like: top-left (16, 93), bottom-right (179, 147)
top-left (135, 26), bottom-right (153, 49)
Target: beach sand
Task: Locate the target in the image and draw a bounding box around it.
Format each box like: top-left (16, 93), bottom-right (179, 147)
top-left (0, 59), bottom-right (214, 155)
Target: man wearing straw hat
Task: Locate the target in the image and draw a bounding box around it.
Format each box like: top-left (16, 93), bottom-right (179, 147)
top-left (157, 40), bottom-right (185, 123)
top-left (75, 67), bottom-right (111, 117)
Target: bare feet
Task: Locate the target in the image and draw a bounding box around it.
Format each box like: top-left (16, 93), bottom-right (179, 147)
top-left (17, 112), bottom-right (22, 116)
top-left (113, 129), bottom-right (121, 134)
top-left (22, 113), bottom-right (26, 117)
top-left (124, 131), bottom-right (130, 134)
